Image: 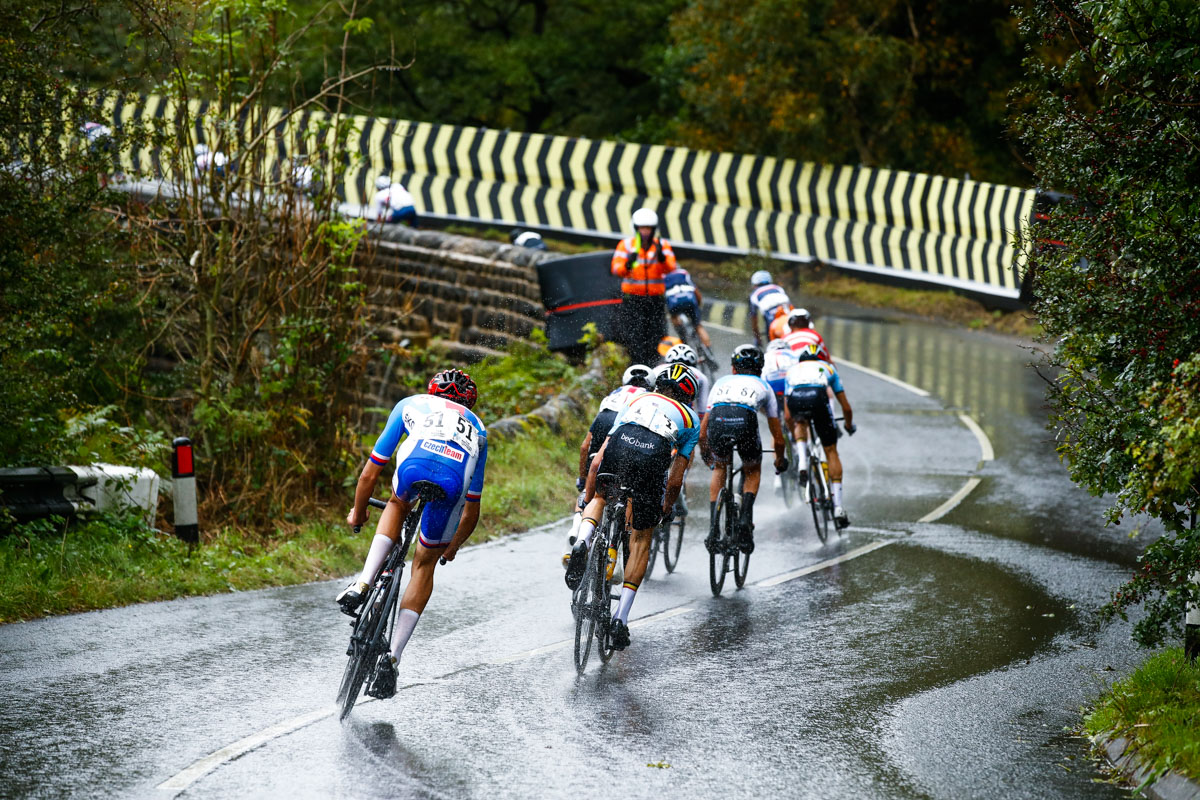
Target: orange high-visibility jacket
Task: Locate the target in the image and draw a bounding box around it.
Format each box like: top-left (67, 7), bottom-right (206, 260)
top-left (611, 235), bottom-right (677, 296)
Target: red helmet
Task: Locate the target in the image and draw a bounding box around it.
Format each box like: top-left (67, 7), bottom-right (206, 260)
top-left (427, 369), bottom-right (478, 409)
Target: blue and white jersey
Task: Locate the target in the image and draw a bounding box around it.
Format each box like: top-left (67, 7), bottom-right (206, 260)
top-left (762, 347), bottom-right (799, 395)
top-left (598, 385), bottom-right (647, 414)
top-left (785, 360), bottom-right (844, 395)
top-left (749, 284), bottom-right (791, 326)
top-left (370, 394), bottom-right (488, 502)
top-left (608, 392), bottom-right (701, 459)
top-left (664, 269), bottom-right (700, 312)
top-left (707, 374), bottom-right (780, 419)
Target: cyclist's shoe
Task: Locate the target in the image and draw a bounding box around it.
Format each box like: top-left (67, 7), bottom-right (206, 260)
top-left (335, 580), bottom-right (369, 616)
top-left (834, 507), bottom-right (851, 530)
top-left (704, 526), bottom-right (720, 554)
top-left (366, 654), bottom-right (397, 700)
top-left (565, 540), bottom-right (588, 590)
top-left (737, 520), bottom-right (755, 554)
top-left (560, 535), bottom-right (577, 571)
top-left (609, 619), bottom-right (631, 651)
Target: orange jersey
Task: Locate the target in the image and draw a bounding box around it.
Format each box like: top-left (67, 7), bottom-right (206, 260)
top-left (611, 235), bottom-right (677, 296)
top-left (768, 311), bottom-right (792, 341)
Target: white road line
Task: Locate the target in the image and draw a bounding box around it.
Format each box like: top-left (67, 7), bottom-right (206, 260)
top-left (754, 540), bottom-right (894, 587)
top-left (957, 413), bottom-right (995, 462)
top-left (917, 477), bottom-right (983, 523)
top-left (705, 320), bottom-right (745, 334)
top-left (837, 357), bottom-right (931, 397)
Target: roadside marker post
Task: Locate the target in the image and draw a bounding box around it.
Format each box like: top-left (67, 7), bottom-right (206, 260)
top-left (172, 437), bottom-right (199, 544)
top-left (1188, 570), bottom-right (1200, 663)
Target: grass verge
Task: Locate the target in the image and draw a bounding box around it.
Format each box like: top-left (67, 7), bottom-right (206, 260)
top-left (0, 344), bottom-right (619, 624)
top-left (1083, 648), bottom-right (1200, 781)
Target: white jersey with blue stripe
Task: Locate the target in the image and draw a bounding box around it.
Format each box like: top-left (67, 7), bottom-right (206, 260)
top-left (762, 347), bottom-right (799, 388)
top-left (598, 385), bottom-right (646, 414)
top-left (706, 374), bottom-right (780, 418)
top-left (785, 360), bottom-right (844, 395)
top-left (749, 284), bottom-right (791, 325)
top-left (369, 394), bottom-right (488, 500)
top-left (608, 392), bottom-right (701, 459)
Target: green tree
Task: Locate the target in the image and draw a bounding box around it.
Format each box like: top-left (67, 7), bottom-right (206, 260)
top-left (0, 0), bottom-right (143, 466)
top-left (1017, 0), bottom-right (1200, 647)
top-left (668, 0), bottom-right (1030, 183)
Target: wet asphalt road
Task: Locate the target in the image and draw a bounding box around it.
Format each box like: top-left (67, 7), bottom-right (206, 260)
top-left (0, 307), bottom-right (1155, 799)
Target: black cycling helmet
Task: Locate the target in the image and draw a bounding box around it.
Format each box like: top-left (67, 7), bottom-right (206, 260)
top-left (427, 368), bottom-right (478, 409)
top-left (795, 343), bottom-right (822, 362)
top-left (654, 362), bottom-right (698, 404)
top-left (731, 344), bottom-right (765, 375)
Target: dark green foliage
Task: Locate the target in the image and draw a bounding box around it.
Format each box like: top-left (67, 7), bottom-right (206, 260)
top-left (0, 1), bottom-right (143, 465)
top-left (1017, 0), bottom-right (1200, 647)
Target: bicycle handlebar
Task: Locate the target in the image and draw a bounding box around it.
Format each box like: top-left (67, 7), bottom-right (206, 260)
top-left (352, 497), bottom-right (390, 534)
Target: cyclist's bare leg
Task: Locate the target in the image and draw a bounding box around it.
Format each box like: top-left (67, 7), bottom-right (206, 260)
top-left (709, 463), bottom-right (726, 502)
top-left (826, 444), bottom-right (843, 483)
top-left (398, 542), bottom-right (443, 615)
top-left (613, 524), bottom-right (653, 625)
top-left (742, 463), bottom-right (762, 495)
top-left (576, 494), bottom-right (607, 547)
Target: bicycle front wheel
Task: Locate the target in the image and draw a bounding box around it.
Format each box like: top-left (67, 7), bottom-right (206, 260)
top-left (733, 523), bottom-right (751, 589)
top-left (572, 544), bottom-right (600, 674)
top-left (809, 462), bottom-right (830, 543)
top-left (663, 513), bottom-right (684, 573)
top-left (645, 525), bottom-right (660, 579)
top-left (337, 578), bottom-right (389, 721)
top-left (780, 456), bottom-right (797, 509)
top-left (596, 541), bottom-right (618, 663)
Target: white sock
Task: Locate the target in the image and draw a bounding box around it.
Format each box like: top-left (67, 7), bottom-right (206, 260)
top-left (796, 443), bottom-right (809, 473)
top-left (832, 481), bottom-right (844, 508)
top-left (389, 609), bottom-right (421, 662)
top-left (578, 517), bottom-right (598, 547)
top-left (568, 512), bottom-right (583, 542)
top-left (615, 583), bottom-right (638, 624)
top-left (358, 534), bottom-right (394, 587)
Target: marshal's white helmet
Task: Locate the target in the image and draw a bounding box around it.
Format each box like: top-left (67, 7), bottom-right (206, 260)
top-left (664, 343), bottom-right (698, 367)
top-left (751, 270), bottom-right (772, 286)
top-left (375, 175), bottom-right (391, 190)
top-left (631, 207), bottom-right (658, 229)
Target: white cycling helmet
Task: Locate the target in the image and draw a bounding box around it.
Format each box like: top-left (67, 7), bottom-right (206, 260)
top-left (621, 363), bottom-right (653, 389)
top-left (751, 270), bottom-right (772, 286)
top-left (664, 343), bottom-right (698, 367)
top-left (788, 307), bottom-right (811, 327)
top-left (766, 338), bottom-right (789, 352)
top-left (375, 175), bottom-right (391, 190)
top-left (631, 207), bottom-right (658, 229)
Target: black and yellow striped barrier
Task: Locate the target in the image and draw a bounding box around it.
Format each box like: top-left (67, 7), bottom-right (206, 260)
top-left (93, 93), bottom-right (1036, 299)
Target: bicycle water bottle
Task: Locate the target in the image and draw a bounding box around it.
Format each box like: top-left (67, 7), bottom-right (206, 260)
top-left (607, 546), bottom-right (622, 585)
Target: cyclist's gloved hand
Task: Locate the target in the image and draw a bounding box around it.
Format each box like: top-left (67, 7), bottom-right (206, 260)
top-left (774, 456), bottom-right (789, 475)
top-left (660, 508), bottom-right (675, 528)
top-left (575, 476), bottom-right (586, 492)
top-left (845, 422), bottom-right (857, 436)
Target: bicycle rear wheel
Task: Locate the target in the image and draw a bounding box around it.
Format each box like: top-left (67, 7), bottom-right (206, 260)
top-left (645, 524), bottom-right (660, 578)
top-left (733, 523), bottom-right (751, 588)
top-left (596, 538), bottom-right (618, 663)
top-left (709, 488), bottom-right (733, 596)
top-left (808, 461), bottom-right (829, 543)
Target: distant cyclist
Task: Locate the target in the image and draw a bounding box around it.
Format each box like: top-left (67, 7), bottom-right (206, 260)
top-left (663, 267), bottom-right (713, 349)
top-left (767, 302), bottom-right (796, 342)
top-left (655, 343), bottom-right (710, 419)
top-left (781, 308), bottom-right (831, 361)
top-left (565, 365), bottom-right (699, 651)
top-left (562, 364), bottom-right (652, 567)
top-left (370, 175), bottom-right (418, 226)
top-left (748, 270), bottom-right (792, 348)
top-left (699, 345), bottom-right (788, 554)
top-left (762, 338), bottom-right (800, 492)
top-left (784, 346), bottom-right (855, 529)
top-left (338, 369), bottom-right (486, 699)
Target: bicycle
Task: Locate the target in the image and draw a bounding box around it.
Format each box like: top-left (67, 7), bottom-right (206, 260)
top-left (799, 416), bottom-right (835, 544)
top-left (571, 474), bottom-right (631, 673)
top-left (335, 487), bottom-right (439, 721)
top-left (645, 491), bottom-right (685, 578)
top-left (673, 311), bottom-right (719, 380)
top-left (779, 424), bottom-right (801, 510)
top-left (708, 455), bottom-right (750, 596)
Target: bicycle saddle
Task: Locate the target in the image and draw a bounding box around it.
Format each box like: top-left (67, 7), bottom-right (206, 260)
top-left (411, 480), bottom-right (447, 503)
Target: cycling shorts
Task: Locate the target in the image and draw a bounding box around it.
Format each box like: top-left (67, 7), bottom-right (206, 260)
top-left (786, 388), bottom-right (837, 447)
top-left (667, 297), bottom-right (701, 320)
top-left (597, 424), bottom-right (674, 530)
top-left (391, 448), bottom-right (470, 548)
top-left (765, 376), bottom-right (786, 396)
top-left (588, 410), bottom-right (619, 460)
top-left (706, 405), bottom-right (762, 465)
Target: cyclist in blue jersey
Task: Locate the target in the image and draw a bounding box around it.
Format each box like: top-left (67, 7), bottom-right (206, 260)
top-left (761, 339), bottom-right (799, 493)
top-left (784, 346), bottom-right (855, 529)
top-left (337, 369), bottom-right (487, 699)
top-left (699, 345), bottom-right (788, 554)
top-left (664, 268), bottom-right (713, 349)
top-left (565, 365), bottom-right (701, 651)
top-left (748, 271), bottom-right (792, 348)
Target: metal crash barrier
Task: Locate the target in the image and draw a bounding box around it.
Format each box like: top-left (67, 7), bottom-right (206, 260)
top-left (0, 465), bottom-right (159, 526)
